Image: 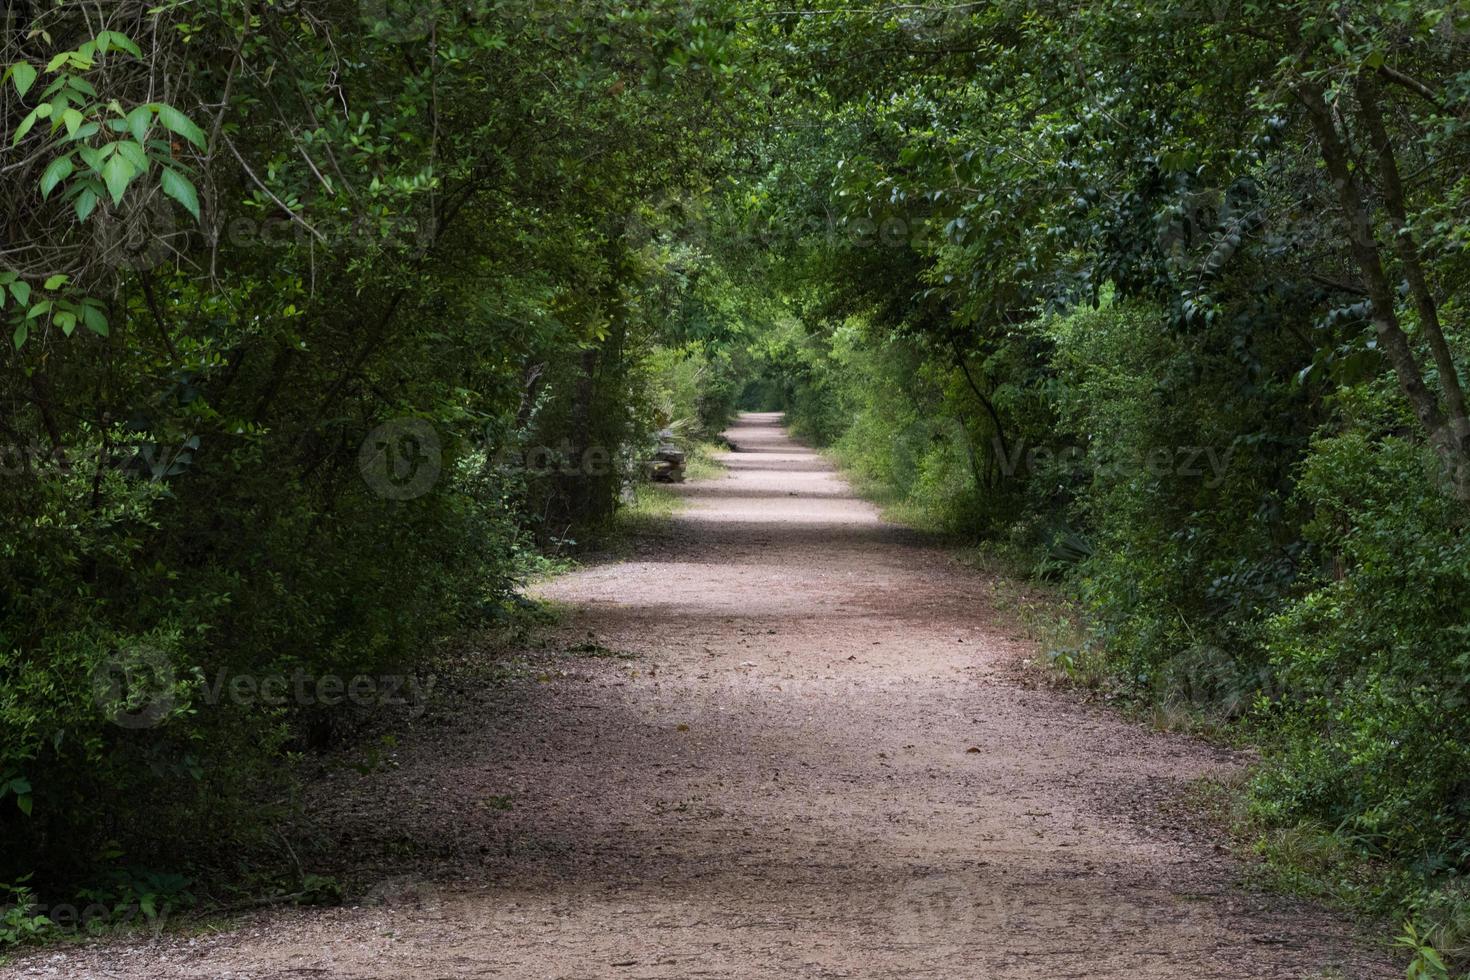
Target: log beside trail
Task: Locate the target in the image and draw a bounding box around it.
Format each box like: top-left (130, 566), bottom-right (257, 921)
top-left (647, 428), bottom-right (686, 483)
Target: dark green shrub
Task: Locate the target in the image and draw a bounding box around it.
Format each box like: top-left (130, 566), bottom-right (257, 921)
top-left (1254, 428), bottom-right (1470, 872)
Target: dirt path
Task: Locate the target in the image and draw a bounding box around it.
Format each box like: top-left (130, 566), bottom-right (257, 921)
top-left (9, 413), bottom-right (1392, 979)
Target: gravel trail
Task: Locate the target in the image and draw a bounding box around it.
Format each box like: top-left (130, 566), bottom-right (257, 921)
top-left (6, 412), bottom-right (1392, 979)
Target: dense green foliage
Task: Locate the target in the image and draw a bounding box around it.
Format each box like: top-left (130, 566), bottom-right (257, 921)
top-left (5, 0), bottom-right (1470, 968)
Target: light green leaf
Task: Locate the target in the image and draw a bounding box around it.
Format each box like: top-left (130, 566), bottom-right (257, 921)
top-left (12, 105), bottom-right (45, 144)
top-left (39, 154), bottom-right (74, 198)
top-left (154, 103), bottom-right (206, 149)
top-left (61, 106), bottom-right (84, 137)
top-left (10, 281), bottom-right (30, 305)
top-left (160, 167), bottom-right (200, 220)
top-left (82, 305), bottom-right (108, 336)
top-left (99, 31), bottom-right (143, 58)
top-left (55, 310), bottom-right (76, 336)
top-left (43, 274), bottom-right (67, 290)
top-left (75, 186), bottom-right (99, 222)
top-left (81, 304), bottom-right (108, 335)
top-left (12, 322), bottom-right (27, 349)
top-left (27, 301), bottom-right (53, 319)
top-left (126, 104), bottom-right (152, 143)
top-left (115, 139), bottom-right (148, 172)
top-left (10, 62), bottom-right (36, 97)
top-left (101, 153), bottom-right (135, 204)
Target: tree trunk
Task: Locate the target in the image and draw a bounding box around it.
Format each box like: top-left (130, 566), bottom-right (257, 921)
top-left (1298, 81), bottom-right (1470, 500)
top-left (948, 336), bottom-right (1011, 468)
top-left (1354, 74), bottom-right (1470, 462)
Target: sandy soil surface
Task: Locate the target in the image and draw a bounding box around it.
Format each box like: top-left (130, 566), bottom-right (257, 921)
top-left (6, 412), bottom-right (1393, 979)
